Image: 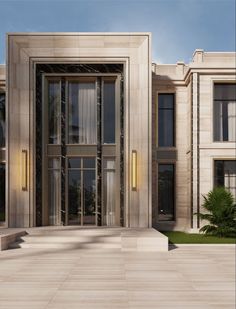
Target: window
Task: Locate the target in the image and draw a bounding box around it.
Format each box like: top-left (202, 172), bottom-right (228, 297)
top-left (214, 84), bottom-right (236, 142)
top-left (158, 94), bottom-right (175, 147)
top-left (103, 81), bottom-right (116, 144)
top-left (68, 81), bottom-right (97, 144)
top-left (158, 164), bottom-right (175, 221)
top-left (214, 160), bottom-right (236, 200)
top-left (48, 81), bottom-right (61, 144)
top-left (0, 92), bottom-right (5, 147)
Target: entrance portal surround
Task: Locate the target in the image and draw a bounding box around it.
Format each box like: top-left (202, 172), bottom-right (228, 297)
top-left (7, 33), bottom-right (152, 228)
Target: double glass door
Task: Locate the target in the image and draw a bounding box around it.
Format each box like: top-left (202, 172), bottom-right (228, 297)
top-left (68, 157), bottom-right (96, 225)
top-left (42, 75), bottom-right (121, 226)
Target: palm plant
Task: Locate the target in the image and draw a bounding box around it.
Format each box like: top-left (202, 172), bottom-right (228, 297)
top-left (197, 187), bottom-right (236, 237)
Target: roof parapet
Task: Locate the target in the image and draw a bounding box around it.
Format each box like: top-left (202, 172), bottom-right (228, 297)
top-left (152, 61), bottom-right (188, 80)
top-left (192, 49), bottom-right (204, 63)
top-left (0, 65), bottom-right (6, 85)
top-left (176, 61), bottom-right (185, 76)
top-left (152, 63), bottom-right (157, 73)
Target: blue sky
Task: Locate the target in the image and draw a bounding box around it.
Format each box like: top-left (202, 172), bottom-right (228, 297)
top-left (0, 0), bottom-right (235, 64)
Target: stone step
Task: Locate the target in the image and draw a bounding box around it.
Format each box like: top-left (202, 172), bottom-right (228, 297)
top-left (0, 230), bottom-right (27, 251)
top-left (25, 232), bottom-right (122, 237)
top-left (7, 228), bottom-right (168, 252)
top-left (20, 235), bottom-right (121, 243)
top-left (25, 227), bottom-right (123, 234)
top-left (9, 241), bottom-right (121, 250)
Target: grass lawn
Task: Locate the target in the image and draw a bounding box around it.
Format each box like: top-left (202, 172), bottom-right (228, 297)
top-left (162, 231), bottom-right (236, 244)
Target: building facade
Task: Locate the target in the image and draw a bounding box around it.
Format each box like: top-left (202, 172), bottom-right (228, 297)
top-left (0, 33), bottom-right (235, 230)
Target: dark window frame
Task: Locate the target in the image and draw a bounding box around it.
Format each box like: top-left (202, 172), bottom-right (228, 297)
top-left (213, 83), bottom-right (236, 142)
top-left (102, 80), bottom-right (116, 144)
top-left (157, 162), bottom-right (176, 222)
top-left (214, 160), bottom-right (236, 199)
top-left (157, 93), bottom-right (175, 148)
top-left (36, 63), bottom-right (124, 227)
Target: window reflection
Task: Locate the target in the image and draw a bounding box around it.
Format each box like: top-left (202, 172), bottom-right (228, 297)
top-left (68, 82), bottom-right (97, 144)
top-left (214, 84), bottom-right (236, 142)
top-left (158, 94), bottom-right (175, 147)
top-left (83, 158), bottom-right (96, 169)
top-left (158, 164), bottom-right (175, 221)
top-left (214, 160), bottom-right (236, 200)
top-left (68, 157), bottom-right (96, 225)
top-left (68, 170), bottom-right (81, 225)
top-left (68, 158), bottom-right (81, 169)
top-left (83, 170), bottom-right (96, 225)
top-left (103, 82), bottom-right (115, 144)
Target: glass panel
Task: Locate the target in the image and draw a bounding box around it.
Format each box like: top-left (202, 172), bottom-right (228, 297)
top-left (214, 160), bottom-right (236, 200)
top-left (0, 93), bottom-right (5, 147)
top-left (214, 84), bottom-right (236, 142)
top-left (214, 101), bottom-right (223, 141)
top-left (158, 164), bottom-right (174, 221)
top-left (158, 94), bottom-right (174, 147)
top-left (0, 163), bottom-right (5, 222)
top-left (48, 157), bottom-right (60, 169)
top-left (223, 161), bottom-right (236, 200)
top-left (83, 170), bottom-right (96, 225)
top-left (68, 158), bottom-right (81, 169)
top-left (83, 158), bottom-right (96, 169)
top-left (68, 82), bottom-right (97, 144)
top-left (103, 82), bottom-right (115, 144)
top-left (214, 84), bottom-right (236, 101)
top-left (48, 81), bottom-right (60, 144)
top-left (103, 158), bottom-right (116, 226)
top-left (68, 170), bottom-right (81, 225)
top-left (214, 161), bottom-right (224, 187)
top-left (222, 103), bottom-right (229, 141)
top-left (214, 101), bottom-right (236, 141)
top-left (158, 109), bottom-right (174, 147)
top-left (159, 94), bottom-right (174, 109)
top-left (48, 169), bottom-right (60, 225)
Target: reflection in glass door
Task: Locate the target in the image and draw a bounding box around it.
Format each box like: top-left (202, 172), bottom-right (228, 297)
top-left (83, 170), bottom-right (96, 225)
top-left (68, 170), bottom-right (81, 225)
top-left (67, 157), bottom-right (96, 225)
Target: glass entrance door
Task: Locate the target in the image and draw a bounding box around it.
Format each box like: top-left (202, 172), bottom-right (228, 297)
top-left (42, 75), bottom-right (121, 226)
top-left (68, 157), bottom-right (96, 225)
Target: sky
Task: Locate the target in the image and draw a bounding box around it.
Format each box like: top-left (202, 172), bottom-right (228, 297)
top-left (0, 0), bottom-right (235, 64)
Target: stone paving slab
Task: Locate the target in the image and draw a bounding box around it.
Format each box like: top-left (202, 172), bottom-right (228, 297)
top-left (0, 244), bottom-right (235, 308)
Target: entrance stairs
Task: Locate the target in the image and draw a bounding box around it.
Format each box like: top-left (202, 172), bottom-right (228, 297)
top-left (7, 227), bottom-right (169, 251)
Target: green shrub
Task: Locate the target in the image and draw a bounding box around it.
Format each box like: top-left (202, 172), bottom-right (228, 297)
top-left (197, 187), bottom-right (236, 237)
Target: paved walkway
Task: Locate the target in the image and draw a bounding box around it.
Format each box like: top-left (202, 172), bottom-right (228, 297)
top-left (0, 244), bottom-right (235, 309)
